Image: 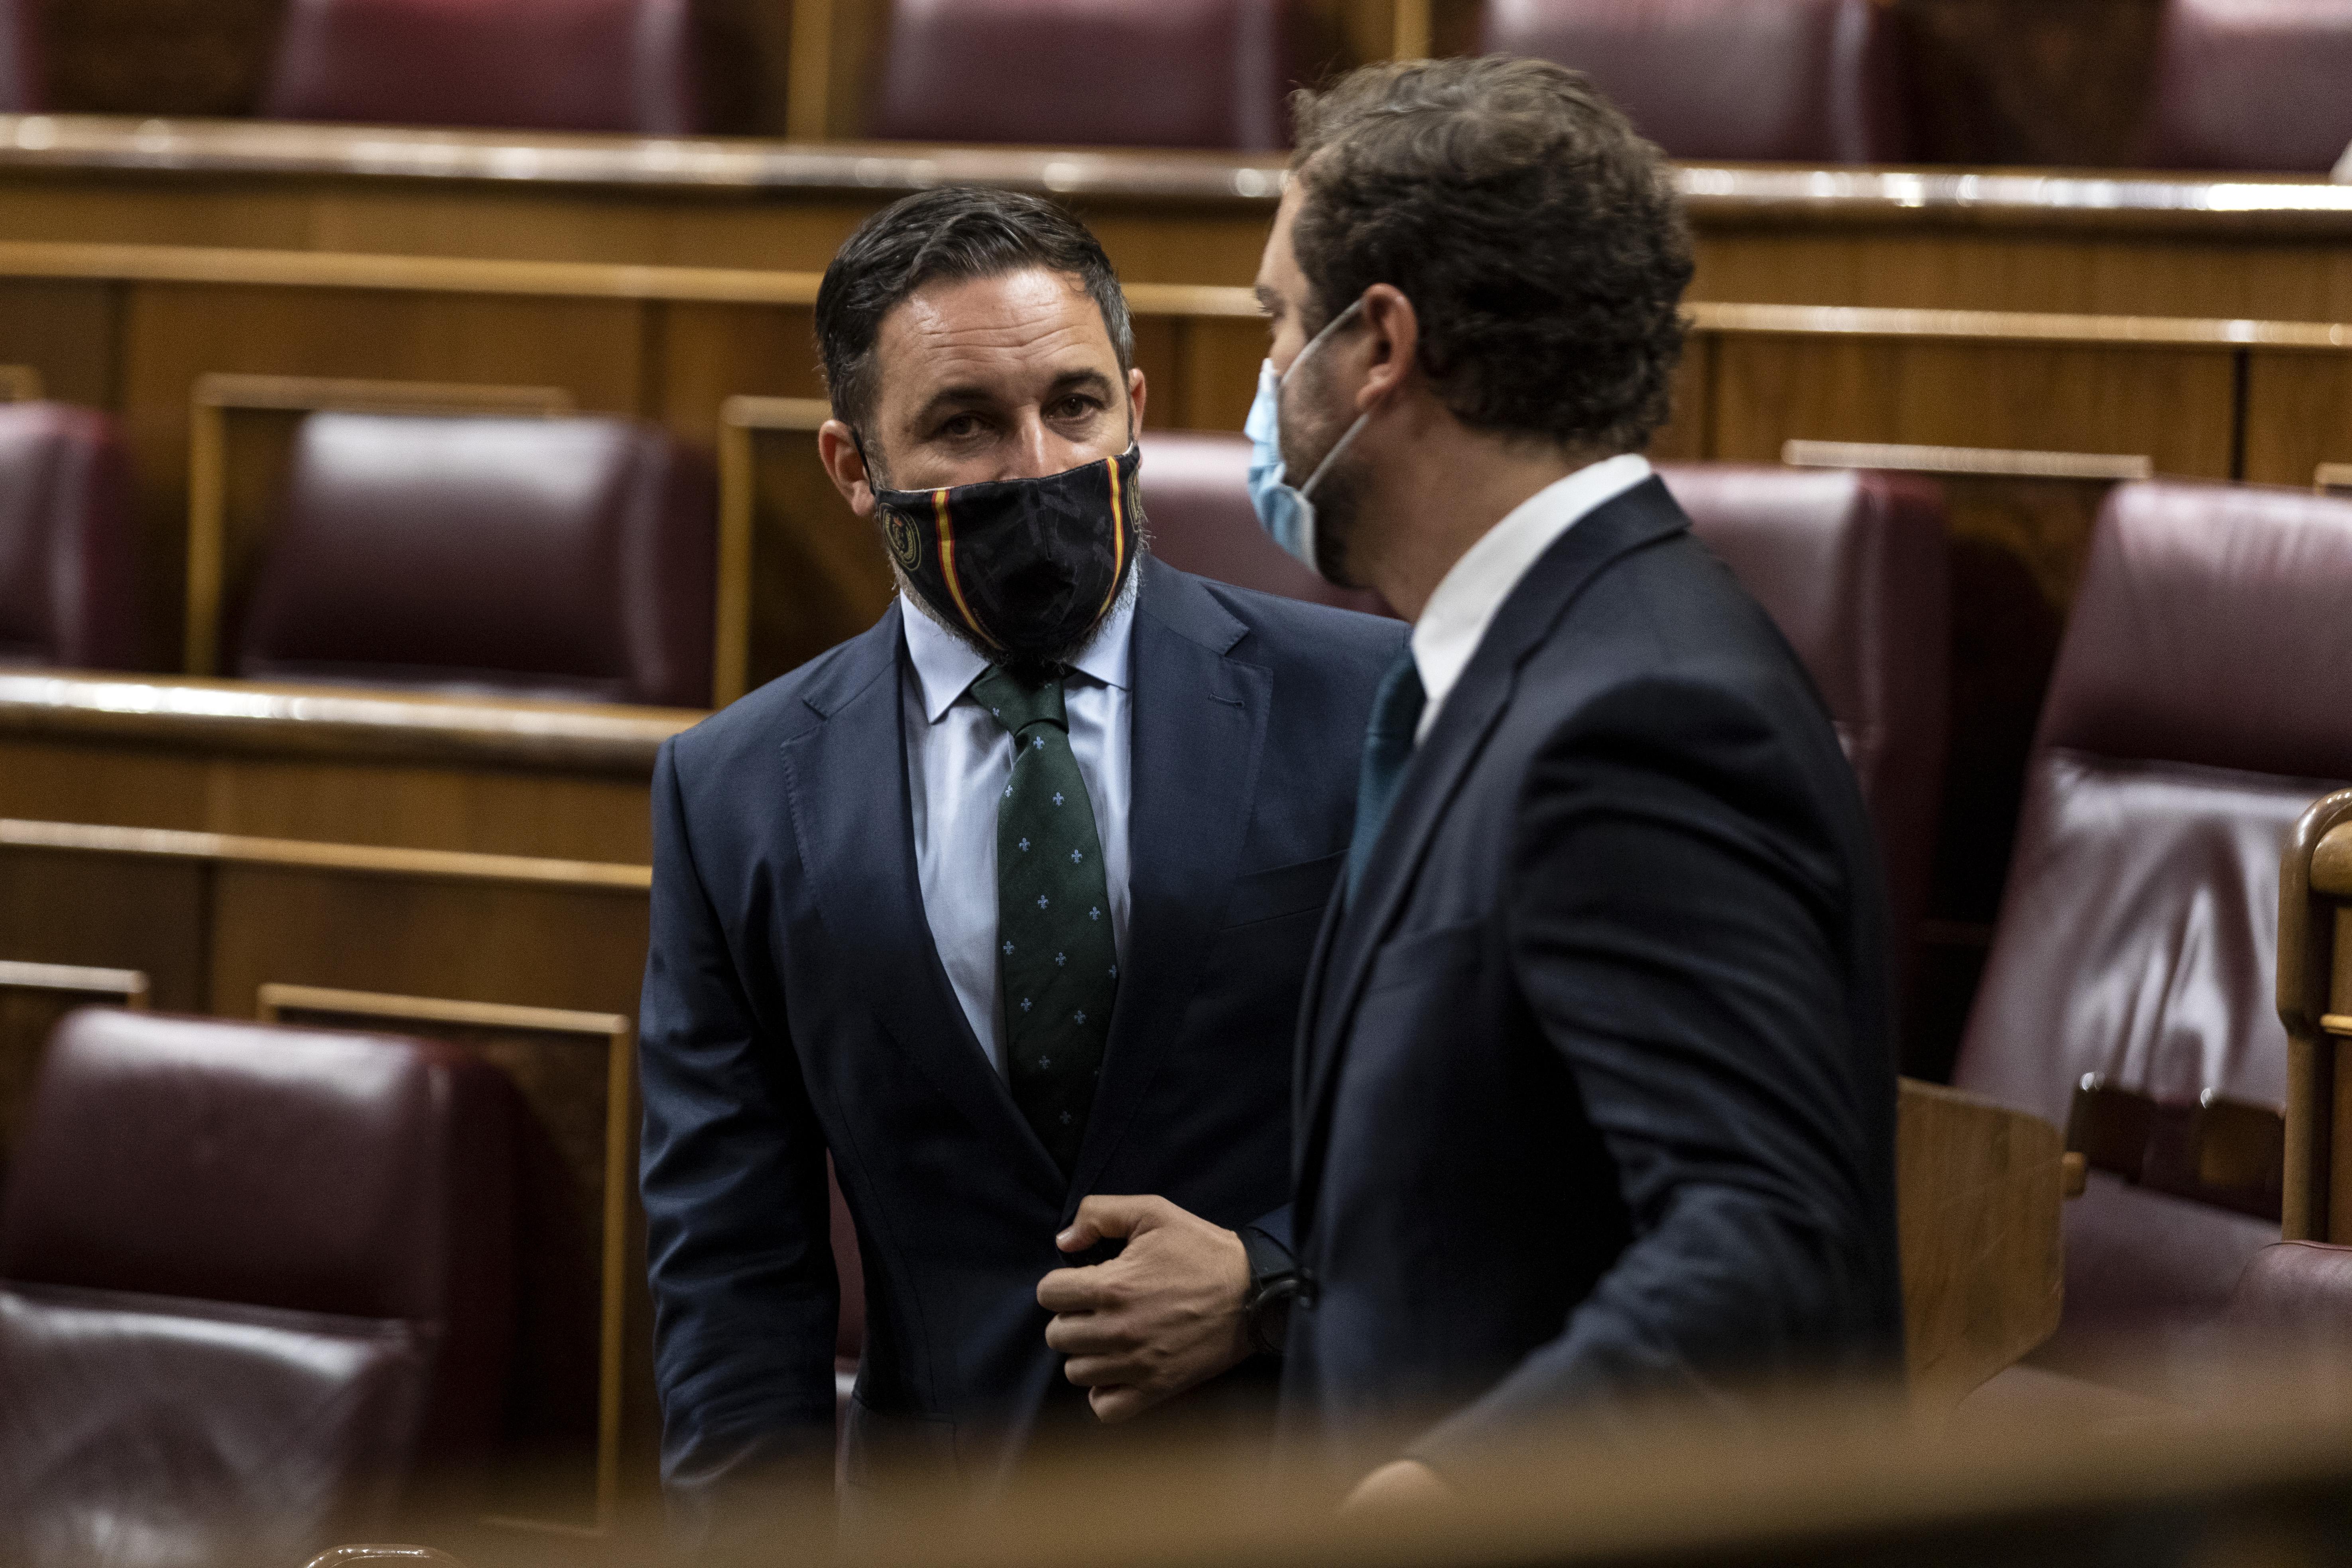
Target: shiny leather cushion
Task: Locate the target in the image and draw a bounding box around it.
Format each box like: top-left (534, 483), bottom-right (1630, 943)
top-left (2040, 482), bottom-right (2352, 782)
top-left (0, 1283), bottom-right (427, 1568)
top-left (1134, 433), bottom-right (1391, 616)
top-left (0, 0), bottom-right (40, 113)
top-left (2141, 0), bottom-right (2352, 171)
top-left (1480, 0), bottom-right (1910, 162)
top-left (1663, 464), bottom-right (1949, 968)
top-left (868, 0), bottom-right (1302, 149)
top-left (236, 412), bottom-right (716, 708)
top-left (261, 0), bottom-right (702, 134)
top-left (0, 1009), bottom-right (516, 1462)
top-left (0, 403), bottom-right (136, 671)
top-left (2226, 1240), bottom-right (2352, 1334)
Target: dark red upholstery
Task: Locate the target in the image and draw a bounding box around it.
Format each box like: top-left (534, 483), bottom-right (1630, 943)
top-left (0, 0), bottom-right (41, 113)
top-left (868, 0), bottom-right (1303, 149)
top-left (1954, 482), bottom-right (2352, 1378)
top-left (236, 412), bottom-right (716, 708)
top-left (0, 1010), bottom-right (516, 1559)
top-left (261, 0), bottom-right (703, 134)
top-left (1661, 465), bottom-right (1949, 993)
top-left (0, 404), bottom-right (136, 672)
top-left (2141, 0), bottom-right (2352, 171)
top-left (1135, 432), bottom-right (1390, 616)
top-left (1479, 0), bottom-right (1910, 163)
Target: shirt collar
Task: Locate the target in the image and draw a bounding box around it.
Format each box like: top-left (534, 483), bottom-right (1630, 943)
top-left (1409, 453), bottom-right (1653, 735)
top-left (901, 586), bottom-right (1137, 724)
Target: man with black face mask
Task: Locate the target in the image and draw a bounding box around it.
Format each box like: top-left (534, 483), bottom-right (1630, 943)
top-left (636, 185), bottom-right (1403, 1532)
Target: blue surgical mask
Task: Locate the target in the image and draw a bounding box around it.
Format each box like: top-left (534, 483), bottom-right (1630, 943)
top-left (1245, 298), bottom-right (1370, 578)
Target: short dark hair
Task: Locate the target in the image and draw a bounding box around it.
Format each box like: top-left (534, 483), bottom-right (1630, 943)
top-left (813, 185), bottom-right (1136, 436)
top-left (1287, 56), bottom-right (1693, 454)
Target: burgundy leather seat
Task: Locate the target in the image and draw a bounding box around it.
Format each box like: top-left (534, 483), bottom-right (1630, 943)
top-left (1953, 481), bottom-right (2352, 1381)
top-left (0, 404), bottom-right (136, 672)
top-left (260, 0), bottom-right (703, 134)
top-left (1135, 432), bottom-right (1390, 616)
top-left (0, 0), bottom-right (40, 112)
top-left (235, 412), bottom-right (716, 708)
top-left (1661, 465), bottom-right (1949, 1002)
top-left (1479, 0), bottom-right (1910, 162)
top-left (0, 1010), bottom-right (516, 1565)
top-left (868, 0), bottom-right (1303, 149)
top-left (2141, 0), bottom-right (2352, 171)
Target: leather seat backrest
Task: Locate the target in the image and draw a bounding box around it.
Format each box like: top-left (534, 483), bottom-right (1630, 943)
top-left (0, 1009), bottom-right (517, 1464)
top-left (0, 0), bottom-right (41, 113)
top-left (1662, 464), bottom-right (1949, 982)
top-left (868, 0), bottom-right (1303, 149)
top-left (1135, 432), bottom-right (1391, 616)
top-left (1479, 0), bottom-right (1910, 163)
top-left (1953, 482), bottom-right (2352, 1359)
top-left (261, 0), bottom-right (703, 134)
top-left (235, 412), bottom-right (716, 708)
top-left (0, 403), bottom-right (136, 671)
top-left (2140, 0), bottom-right (2352, 171)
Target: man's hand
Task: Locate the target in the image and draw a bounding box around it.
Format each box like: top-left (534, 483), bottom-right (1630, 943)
top-left (1036, 1194), bottom-right (1253, 1424)
top-left (1342, 1460), bottom-right (1453, 1514)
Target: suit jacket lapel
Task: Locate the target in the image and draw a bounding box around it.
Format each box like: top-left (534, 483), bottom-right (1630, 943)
top-left (1292, 481), bottom-right (1692, 1224)
top-left (779, 602), bottom-right (1065, 1200)
top-left (1065, 562), bottom-right (1268, 1205)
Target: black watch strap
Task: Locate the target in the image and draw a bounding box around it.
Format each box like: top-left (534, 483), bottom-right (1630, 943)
top-left (1238, 1226), bottom-right (1300, 1357)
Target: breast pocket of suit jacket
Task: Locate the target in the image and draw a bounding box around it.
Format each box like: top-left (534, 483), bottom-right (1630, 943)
top-left (1220, 851), bottom-right (1345, 932)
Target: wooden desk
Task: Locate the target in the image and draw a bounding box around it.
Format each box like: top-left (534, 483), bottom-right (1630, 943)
top-left (3, 116), bottom-right (2352, 320)
top-left (2279, 791), bottom-right (2352, 1242)
top-left (0, 671), bottom-right (690, 862)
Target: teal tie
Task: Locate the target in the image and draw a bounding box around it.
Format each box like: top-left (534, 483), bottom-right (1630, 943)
top-left (1346, 648), bottom-right (1427, 901)
top-left (972, 664), bottom-right (1118, 1174)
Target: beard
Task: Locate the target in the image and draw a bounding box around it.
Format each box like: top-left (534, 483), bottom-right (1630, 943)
top-left (1277, 354), bottom-right (1372, 590)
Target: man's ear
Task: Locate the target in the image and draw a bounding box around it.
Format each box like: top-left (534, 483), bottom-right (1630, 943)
top-left (817, 418), bottom-right (877, 517)
top-left (1127, 366), bottom-right (1148, 436)
top-left (1354, 284), bottom-right (1419, 413)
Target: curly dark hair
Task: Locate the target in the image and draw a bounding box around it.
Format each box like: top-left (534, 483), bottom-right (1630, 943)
top-left (1288, 56), bottom-right (1693, 454)
top-left (815, 185), bottom-right (1134, 436)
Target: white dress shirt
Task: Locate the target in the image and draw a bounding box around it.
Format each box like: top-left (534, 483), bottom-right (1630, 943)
top-left (1410, 453), bottom-right (1654, 741)
top-left (900, 596), bottom-right (1134, 1074)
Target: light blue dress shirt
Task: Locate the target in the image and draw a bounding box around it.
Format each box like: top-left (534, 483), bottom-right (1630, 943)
top-left (900, 594), bottom-right (1134, 1075)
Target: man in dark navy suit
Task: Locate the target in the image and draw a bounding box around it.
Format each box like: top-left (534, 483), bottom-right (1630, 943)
top-left (637, 186), bottom-right (1402, 1528)
top-left (1249, 59), bottom-right (1906, 1507)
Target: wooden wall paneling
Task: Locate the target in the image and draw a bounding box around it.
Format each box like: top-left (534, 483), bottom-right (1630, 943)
top-left (2244, 351), bottom-right (2352, 492)
top-left (717, 395), bottom-right (891, 700)
top-left (0, 959), bottom-right (148, 1186)
top-left (258, 984), bottom-right (649, 1535)
top-left (0, 180), bottom-right (322, 255)
top-left (0, 835), bottom-right (210, 1010)
top-left (1166, 313), bottom-right (1271, 435)
top-left (0, 282), bottom-right (115, 409)
top-left (185, 374), bottom-right (576, 676)
top-left (1646, 336), bottom-right (1715, 464)
top-left (119, 281), bottom-right (650, 669)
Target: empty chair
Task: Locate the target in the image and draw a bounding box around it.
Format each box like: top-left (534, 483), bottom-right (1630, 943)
top-left (1953, 481), bottom-right (2352, 1385)
top-left (0, 0), bottom-right (40, 113)
top-left (261, 0), bottom-right (702, 134)
top-left (1135, 432), bottom-right (1389, 616)
top-left (868, 0), bottom-right (1304, 149)
top-left (0, 403), bottom-right (136, 673)
top-left (1661, 465), bottom-right (1949, 1017)
top-left (1480, 0), bottom-right (1910, 163)
top-left (2140, 0), bottom-right (2352, 171)
top-left (235, 412), bottom-right (716, 708)
top-left (0, 1010), bottom-right (516, 1565)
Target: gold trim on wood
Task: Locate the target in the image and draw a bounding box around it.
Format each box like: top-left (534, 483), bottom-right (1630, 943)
top-left (0, 957), bottom-right (149, 1006)
top-left (256, 982), bottom-right (635, 1533)
top-left (184, 374), bottom-right (573, 678)
top-left (714, 395), bottom-right (833, 708)
top-left (1782, 440), bottom-right (2155, 482)
top-left (0, 817), bottom-right (651, 892)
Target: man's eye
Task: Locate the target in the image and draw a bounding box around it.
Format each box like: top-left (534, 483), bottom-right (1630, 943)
top-left (1050, 396), bottom-right (1102, 419)
top-left (939, 415), bottom-right (983, 439)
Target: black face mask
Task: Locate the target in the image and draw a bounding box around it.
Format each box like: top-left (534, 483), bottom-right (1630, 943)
top-left (870, 444), bottom-right (1143, 665)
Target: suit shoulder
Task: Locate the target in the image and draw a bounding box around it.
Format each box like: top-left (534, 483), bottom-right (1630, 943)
top-left (1196, 576), bottom-right (1407, 675)
top-left (665, 625), bottom-right (893, 782)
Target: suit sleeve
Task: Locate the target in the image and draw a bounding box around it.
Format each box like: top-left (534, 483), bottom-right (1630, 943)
top-left (1406, 674), bottom-right (1900, 1475)
top-left (638, 739), bottom-right (839, 1525)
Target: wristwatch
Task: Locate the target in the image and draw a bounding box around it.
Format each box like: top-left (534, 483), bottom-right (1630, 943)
top-left (1238, 1226), bottom-right (1301, 1357)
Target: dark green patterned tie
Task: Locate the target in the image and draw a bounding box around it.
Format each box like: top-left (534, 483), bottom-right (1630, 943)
top-left (972, 663), bottom-right (1118, 1174)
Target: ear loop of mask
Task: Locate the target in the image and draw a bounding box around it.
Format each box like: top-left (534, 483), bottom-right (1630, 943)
top-left (1288, 297), bottom-right (1373, 503)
